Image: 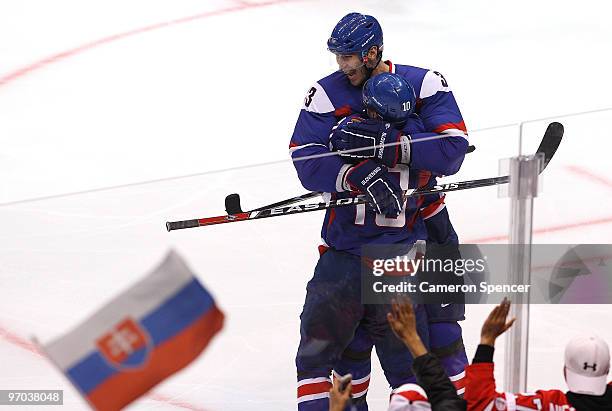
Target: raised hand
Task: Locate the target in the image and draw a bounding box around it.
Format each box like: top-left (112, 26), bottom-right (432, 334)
top-left (387, 296), bottom-right (427, 357)
top-left (480, 298), bottom-right (516, 347)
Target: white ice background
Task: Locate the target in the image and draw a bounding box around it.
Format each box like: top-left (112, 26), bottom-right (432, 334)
top-left (1, 0), bottom-right (612, 410)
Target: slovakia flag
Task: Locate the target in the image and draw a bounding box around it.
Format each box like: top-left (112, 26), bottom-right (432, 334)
top-left (41, 250), bottom-right (224, 410)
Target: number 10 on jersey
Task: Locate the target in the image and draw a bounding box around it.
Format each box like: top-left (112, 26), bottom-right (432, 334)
top-left (354, 167), bottom-right (410, 227)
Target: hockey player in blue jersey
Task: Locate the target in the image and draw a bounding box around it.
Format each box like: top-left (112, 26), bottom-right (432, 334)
top-left (330, 73), bottom-right (470, 408)
top-left (294, 84), bottom-right (430, 411)
top-left (290, 12), bottom-right (469, 410)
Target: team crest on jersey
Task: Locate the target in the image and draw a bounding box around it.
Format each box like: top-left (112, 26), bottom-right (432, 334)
top-left (96, 317), bottom-right (152, 370)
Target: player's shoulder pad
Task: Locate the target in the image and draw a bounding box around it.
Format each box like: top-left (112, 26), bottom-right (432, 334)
top-left (420, 70), bottom-right (452, 99)
top-left (302, 81), bottom-right (335, 114)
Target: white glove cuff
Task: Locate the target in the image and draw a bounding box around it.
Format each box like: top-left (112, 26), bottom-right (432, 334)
top-left (336, 163), bottom-right (353, 192)
top-left (400, 135), bottom-right (412, 165)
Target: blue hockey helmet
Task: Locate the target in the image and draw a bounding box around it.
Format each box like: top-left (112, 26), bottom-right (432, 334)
top-left (327, 13), bottom-right (383, 59)
top-left (362, 73), bottom-right (416, 124)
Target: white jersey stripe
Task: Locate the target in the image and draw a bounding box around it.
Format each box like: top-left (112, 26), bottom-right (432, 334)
top-left (440, 128), bottom-right (469, 139)
top-left (332, 370), bottom-right (371, 385)
top-left (297, 392), bottom-right (330, 403)
top-left (449, 371), bottom-right (466, 381)
top-left (289, 142), bottom-right (328, 155)
top-left (505, 392), bottom-right (517, 411)
top-left (297, 377), bottom-right (331, 387)
top-left (336, 164), bottom-right (351, 192)
top-left (352, 389), bottom-right (368, 398)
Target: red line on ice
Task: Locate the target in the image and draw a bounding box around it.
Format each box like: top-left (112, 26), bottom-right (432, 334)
top-left (564, 164), bottom-right (612, 190)
top-left (0, 0), bottom-right (298, 88)
top-left (467, 164), bottom-right (612, 243)
top-left (146, 392), bottom-right (210, 411)
top-left (467, 215), bottom-right (612, 243)
top-left (0, 1), bottom-right (300, 408)
top-left (0, 325), bottom-right (43, 356)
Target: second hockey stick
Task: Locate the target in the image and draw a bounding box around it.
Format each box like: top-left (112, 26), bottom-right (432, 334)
top-left (167, 125), bottom-right (561, 231)
top-left (223, 145), bottom-right (477, 214)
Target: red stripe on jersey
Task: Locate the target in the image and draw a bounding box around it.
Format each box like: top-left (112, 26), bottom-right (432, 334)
top-left (334, 105), bottom-right (352, 118)
top-left (420, 195), bottom-right (446, 219)
top-left (405, 170), bottom-right (433, 229)
top-left (326, 193), bottom-right (337, 229)
top-left (452, 376), bottom-right (466, 391)
top-left (318, 245), bottom-right (329, 256)
top-left (351, 379), bottom-right (370, 395)
top-left (407, 196), bottom-right (425, 230)
top-left (327, 208), bottom-right (336, 229)
top-left (433, 121), bottom-right (467, 133)
top-left (385, 60), bottom-right (393, 73)
top-left (418, 170), bottom-right (432, 188)
top-left (297, 381), bottom-right (332, 398)
top-left (289, 142), bottom-right (298, 148)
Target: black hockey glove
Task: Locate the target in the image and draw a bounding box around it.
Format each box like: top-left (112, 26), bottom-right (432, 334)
top-left (343, 159), bottom-right (404, 218)
top-left (330, 116), bottom-right (410, 168)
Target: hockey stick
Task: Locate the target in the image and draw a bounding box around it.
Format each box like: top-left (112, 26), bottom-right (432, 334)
top-left (224, 145), bottom-right (477, 214)
top-left (166, 126), bottom-right (561, 231)
top-left (224, 191), bottom-right (321, 215)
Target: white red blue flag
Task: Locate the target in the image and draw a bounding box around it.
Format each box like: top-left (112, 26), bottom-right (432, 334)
top-left (41, 250), bottom-right (224, 410)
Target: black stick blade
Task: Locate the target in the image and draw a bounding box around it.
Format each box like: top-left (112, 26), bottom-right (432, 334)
top-left (538, 121), bottom-right (564, 171)
top-left (225, 193), bottom-right (243, 214)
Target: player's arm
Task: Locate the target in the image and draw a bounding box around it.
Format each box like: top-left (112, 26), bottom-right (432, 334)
top-left (466, 299), bottom-right (547, 410)
top-left (410, 70), bottom-right (469, 175)
top-left (329, 106), bottom-right (466, 176)
top-left (290, 83), bottom-right (350, 193)
top-left (466, 346), bottom-right (546, 411)
top-left (291, 84), bottom-right (404, 218)
top-left (387, 297), bottom-right (466, 410)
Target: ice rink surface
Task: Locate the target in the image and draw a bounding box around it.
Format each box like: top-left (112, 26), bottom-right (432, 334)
top-left (1, 0), bottom-right (612, 409)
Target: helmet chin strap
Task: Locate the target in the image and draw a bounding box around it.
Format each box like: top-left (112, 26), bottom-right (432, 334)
top-left (361, 51), bottom-right (383, 84)
top-left (339, 50), bottom-right (382, 85)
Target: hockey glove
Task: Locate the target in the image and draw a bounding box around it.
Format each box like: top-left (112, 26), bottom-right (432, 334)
top-left (330, 116), bottom-right (410, 168)
top-left (329, 115), bottom-right (362, 157)
top-left (343, 159), bottom-right (404, 218)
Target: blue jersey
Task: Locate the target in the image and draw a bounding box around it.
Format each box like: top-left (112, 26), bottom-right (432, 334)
top-left (289, 61), bottom-right (468, 255)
